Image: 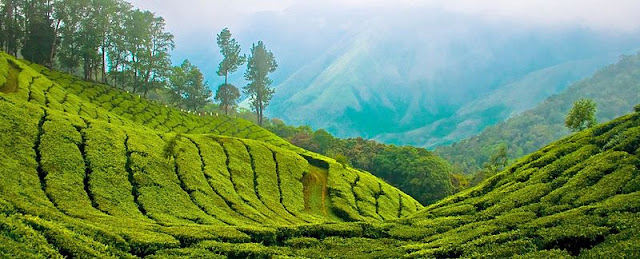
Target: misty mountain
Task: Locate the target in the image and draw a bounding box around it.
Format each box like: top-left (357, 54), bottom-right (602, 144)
top-left (179, 5), bottom-right (640, 148)
top-left (255, 8), bottom-right (640, 147)
top-left (374, 54), bottom-right (622, 147)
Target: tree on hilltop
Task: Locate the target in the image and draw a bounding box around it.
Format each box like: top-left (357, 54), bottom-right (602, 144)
top-left (565, 98), bottom-right (597, 132)
top-left (244, 41), bottom-right (277, 126)
top-left (169, 59), bottom-right (211, 111)
top-left (215, 28), bottom-right (244, 115)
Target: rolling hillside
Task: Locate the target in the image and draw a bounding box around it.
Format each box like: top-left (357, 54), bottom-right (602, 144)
top-left (1, 50), bottom-right (640, 257)
top-left (437, 52), bottom-right (640, 174)
top-left (0, 52), bottom-right (422, 257)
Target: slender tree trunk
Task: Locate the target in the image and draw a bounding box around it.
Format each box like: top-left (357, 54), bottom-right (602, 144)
top-left (112, 58), bottom-right (120, 87)
top-left (224, 72), bottom-right (229, 115)
top-left (84, 56), bottom-right (89, 80)
top-left (132, 53), bottom-right (138, 93)
top-left (257, 98), bottom-right (263, 126)
top-left (48, 19), bottom-right (61, 68)
top-left (101, 39), bottom-right (106, 83)
top-left (9, 2), bottom-right (18, 56)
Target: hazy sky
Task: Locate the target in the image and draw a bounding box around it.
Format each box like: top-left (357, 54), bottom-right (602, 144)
top-left (128, 0), bottom-right (640, 34)
top-left (127, 0), bottom-right (640, 87)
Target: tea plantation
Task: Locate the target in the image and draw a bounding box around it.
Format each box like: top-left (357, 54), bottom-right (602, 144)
top-left (1, 51), bottom-right (639, 257)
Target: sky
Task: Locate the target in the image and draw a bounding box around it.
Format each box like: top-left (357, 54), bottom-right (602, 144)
top-left (128, 0), bottom-right (640, 34)
top-left (127, 0), bottom-right (640, 88)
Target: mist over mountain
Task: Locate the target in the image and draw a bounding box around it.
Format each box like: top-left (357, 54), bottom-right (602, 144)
top-left (130, 1), bottom-right (640, 148)
top-left (260, 7), bottom-right (640, 147)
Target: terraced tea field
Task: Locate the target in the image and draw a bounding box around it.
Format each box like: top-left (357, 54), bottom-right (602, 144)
top-left (0, 52), bottom-right (421, 257)
top-left (1, 51), bottom-right (639, 257)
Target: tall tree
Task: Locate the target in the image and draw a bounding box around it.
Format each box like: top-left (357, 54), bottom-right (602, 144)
top-left (21, 0), bottom-right (56, 66)
top-left (141, 15), bottom-right (173, 97)
top-left (169, 59), bottom-right (212, 111)
top-left (118, 9), bottom-right (173, 96)
top-left (93, 0), bottom-right (120, 83)
top-left (244, 41), bottom-right (277, 126)
top-left (215, 28), bottom-right (244, 115)
top-left (565, 98), bottom-right (597, 132)
top-left (56, 0), bottom-right (84, 74)
top-left (0, 0), bottom-right (23, 56)
top-left (106, 0), bottom-right (133, 88)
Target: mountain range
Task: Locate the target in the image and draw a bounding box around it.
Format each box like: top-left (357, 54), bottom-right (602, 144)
top-left (436, 52), bottom-right (640, 173)
top-left (254, 8), bottom-right (640, 148)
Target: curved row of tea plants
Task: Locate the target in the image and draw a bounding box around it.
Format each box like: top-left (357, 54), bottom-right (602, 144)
top-left (0, 52), bottom-right (427, 257)
top-left (2, 51), bottom-right (639, 257)
top-left (128, 103), bottom-right (640, 258)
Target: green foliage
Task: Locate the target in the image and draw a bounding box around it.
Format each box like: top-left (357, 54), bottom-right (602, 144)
top-left (0, 214), bottom-right (60, 258)
top-left (216, 28), bottom-right (246, 80)
top-left (373, 146), bottom-right (453, 204)
top-left (1, 51), bottom-right (639, 258)
top-left (168, 59), bottom-right (212, 111)
top-left (565, 98), bottom-right (598, 132)
top-left (215, 28), bottom-right (245, 115)
top-left (214, 83), bottom-right (240, 115)
top-left (334, 154), bottom-right (349, 168)
top-left (21, 15), bottom-right (55, 66)
top-left (450, 172), bottom-right (471, 193)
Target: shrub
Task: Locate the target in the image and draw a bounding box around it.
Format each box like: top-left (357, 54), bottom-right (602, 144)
top-left (334, 154), bottom-right (348, 168)
top-left (284, 237), bottom-right (320, 248)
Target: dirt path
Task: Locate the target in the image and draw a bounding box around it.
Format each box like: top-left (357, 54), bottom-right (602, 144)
top-left (302, 165), bottom-right (328, 216)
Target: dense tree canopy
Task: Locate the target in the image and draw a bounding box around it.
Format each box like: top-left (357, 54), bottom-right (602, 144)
top-left (0, 1), bottom-right (285, 113)
top-left (1, 0), bottom-right (174, 97)
top-left (168, 59), bottom-right (211, 111)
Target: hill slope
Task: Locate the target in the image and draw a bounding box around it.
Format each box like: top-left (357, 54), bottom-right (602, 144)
top-left (437, 52), bottom-right (640, 174)
top-left (144, 100), bottom-right (640, 258)
top-left (0, 52), bottom-right (422, 257)
top-left (399, 110), bottom-right (640, 257)
top-left (2, 51), bottom-right (640, 257)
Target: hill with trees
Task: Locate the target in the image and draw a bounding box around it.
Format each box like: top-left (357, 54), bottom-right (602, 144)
top-left (265, 121), bottom-right (454, 205)
top-left (437, 53), bottom-right (640, 174)
top-left (2, 51), bottom-right (639, 257)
